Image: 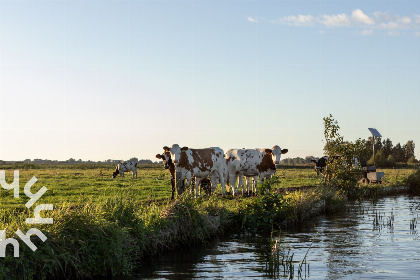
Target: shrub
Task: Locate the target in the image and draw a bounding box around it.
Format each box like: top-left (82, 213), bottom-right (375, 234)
top-left (322, 114), bottom-right (370, 192)
top-left (405, 169), bottom-right (420, 194)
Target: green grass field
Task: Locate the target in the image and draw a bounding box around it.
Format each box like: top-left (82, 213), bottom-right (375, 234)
top-left (0, 163), bottom-right (414, 209)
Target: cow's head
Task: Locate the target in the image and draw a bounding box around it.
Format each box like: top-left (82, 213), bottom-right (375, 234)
top-left (169, 144), bottom-right (188, 165)
top-left (267, 145), bottom-right (288, 165)
top-left (156, 146), bottom-right (173, 169)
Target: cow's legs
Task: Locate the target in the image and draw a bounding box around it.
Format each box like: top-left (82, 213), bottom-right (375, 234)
top-left (239, 176), bottom-right (246, 195)
top-left (217, 169), bottom-right (225, 196)
top-left (209, 175), bottom-right (218, 195)
top-left (234, 175), bottom-right (242, 196)
top-left (194, 177), bottom-right (201, 198)
top-left (170, 177), bottom-right (175, 200)
top-left (252, 176), bottom-right (258, 193)
top-left (245, 177), bottom-right (252, 195)
top-left (229, 174), bottom-right (237, 196)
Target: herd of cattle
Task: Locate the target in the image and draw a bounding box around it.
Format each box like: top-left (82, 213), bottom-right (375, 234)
top-left (113, 144), bottom-right (288, 198)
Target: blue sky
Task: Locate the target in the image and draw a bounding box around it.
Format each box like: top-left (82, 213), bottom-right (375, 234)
top-left (0, 0), bottom-right (419, 161)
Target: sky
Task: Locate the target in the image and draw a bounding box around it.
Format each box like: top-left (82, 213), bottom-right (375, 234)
top-left (0, 0), bottom-right (419, 162)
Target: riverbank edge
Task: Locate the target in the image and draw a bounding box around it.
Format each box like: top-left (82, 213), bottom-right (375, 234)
top-left (0, 184), bottom-right (414, 280)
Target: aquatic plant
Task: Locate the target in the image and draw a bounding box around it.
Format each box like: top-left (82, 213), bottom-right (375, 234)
top-left (265, 229), bottom-right (313, 279)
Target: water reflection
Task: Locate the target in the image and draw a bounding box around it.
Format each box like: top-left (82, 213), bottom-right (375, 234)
top-left (136, 195), bottom-right (420, 279)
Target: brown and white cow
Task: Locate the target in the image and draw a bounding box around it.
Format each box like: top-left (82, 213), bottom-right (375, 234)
top-left (168, 144), bottom-right (226, 197)
top-left (112, 161), bottom-right (138, 178)
top-left (225, 145), bottom-right (288, 196)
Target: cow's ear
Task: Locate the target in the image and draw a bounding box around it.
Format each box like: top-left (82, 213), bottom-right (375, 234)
top-left (281, 149), bottom-right (288, 154)
top-left (163, 146), bottom-right (170, 151)
top-left (156, 154), bottom-right (162, 159)
top-left (265, 149), bottom-right (272, 154)
top-left (311, 159), bottom-right (316, 163)
top-left (182, 146), bottom-right (189, 151)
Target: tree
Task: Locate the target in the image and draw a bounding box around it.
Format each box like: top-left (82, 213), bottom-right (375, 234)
top-left (392, 143), bottom-right (405, 163)
top-left (382, 138), bottom-right (393, 158)
top-left (305, 156), bottom-right (315, 164)
top-left (129, 157), bottom-right (139, 163)
top-left (404, 140), bottom-right (415, 163)
top-left (323, 114), bottom-right (370, 190)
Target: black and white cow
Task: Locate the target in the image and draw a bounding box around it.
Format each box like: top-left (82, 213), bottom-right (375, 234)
top-left (168, 144), bottom-right (226, 197)
top-left (311, 155), bottom-right (359, 176)
top-left (225, 145), bottom-right (288, 196)
top-left (311, 156), bottom-right (329, 174)
top-left (112, 161), bottom-right (138, 178)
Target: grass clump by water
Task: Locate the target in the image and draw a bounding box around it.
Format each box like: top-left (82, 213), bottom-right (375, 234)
top-left (241, 176), bottom-right (348, 229)
top-left (405, 168), bottom-right (420, 195)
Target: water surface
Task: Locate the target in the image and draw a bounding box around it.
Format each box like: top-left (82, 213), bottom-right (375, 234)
top-left (137, 195), bottom-right (420, 279)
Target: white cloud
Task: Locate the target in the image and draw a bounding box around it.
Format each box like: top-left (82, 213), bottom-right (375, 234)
top-left (361, 29), bottom-right (374, 36)
top-left (281, 15), bottom-right (314, 26)
top-left (319, 13), bottom-right (351, 27)
top-left (387, 31), bottom-right (400, 36)
top-left (352, 9), bottom-right (375, 25)
top-left (269, 10), bottom-right (420, 36)
top-left (399, 16), bottom-right (411, 24)
top-left (247, 17), bottom-right (258, 23)
top-left (374, 13), bottom-right (412, 30)
top-left (380, 21), bottom-right (400, 29)
top-left (373, 11), bottom-right (392, 22)
top-left (415, 32), bottom-right (420, 37)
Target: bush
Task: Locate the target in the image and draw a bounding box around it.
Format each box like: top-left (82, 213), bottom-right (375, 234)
top-left (323, 114), bottom-right (370, 192)
top-left (405, 169), bottom-right (420, 194)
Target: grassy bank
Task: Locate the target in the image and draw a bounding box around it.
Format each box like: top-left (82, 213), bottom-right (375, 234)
top-left (0, 164), bottom-right (416, 279)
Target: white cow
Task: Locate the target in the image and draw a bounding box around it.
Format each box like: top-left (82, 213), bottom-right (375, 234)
top-left (225, 145), bottom-right (288, 196)
top-left (112, 161), bottom-right (138, 178)
top-left (168, 144), bottom-right (226, 197)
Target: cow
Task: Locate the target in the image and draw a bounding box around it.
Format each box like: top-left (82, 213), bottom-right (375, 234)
top-left (311, 155), bottom-right (359, 176)
top-left (311, 156), bottom-right (329, 175)
top-left (156, 146), bottom-right (176, 200)
top-left (112, 161), bottom-right (138, 178)
top-left (225, 145), bottom-right (288, 196)
top-left (168, 144), bottom-right (226, 197)
top-left (157, 147), bottom-right (217, 198)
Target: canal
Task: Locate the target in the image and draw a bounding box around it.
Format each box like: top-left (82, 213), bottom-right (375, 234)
top-left (137, 195), bottom-right (420, 279)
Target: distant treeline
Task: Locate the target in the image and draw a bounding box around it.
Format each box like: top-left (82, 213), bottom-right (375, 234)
top-left (1, 138), bottom-right (416, 168)
top-left (281, 138), bottom-right (417, 168)
top-left (365, 138), bottom-right (416, 167)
